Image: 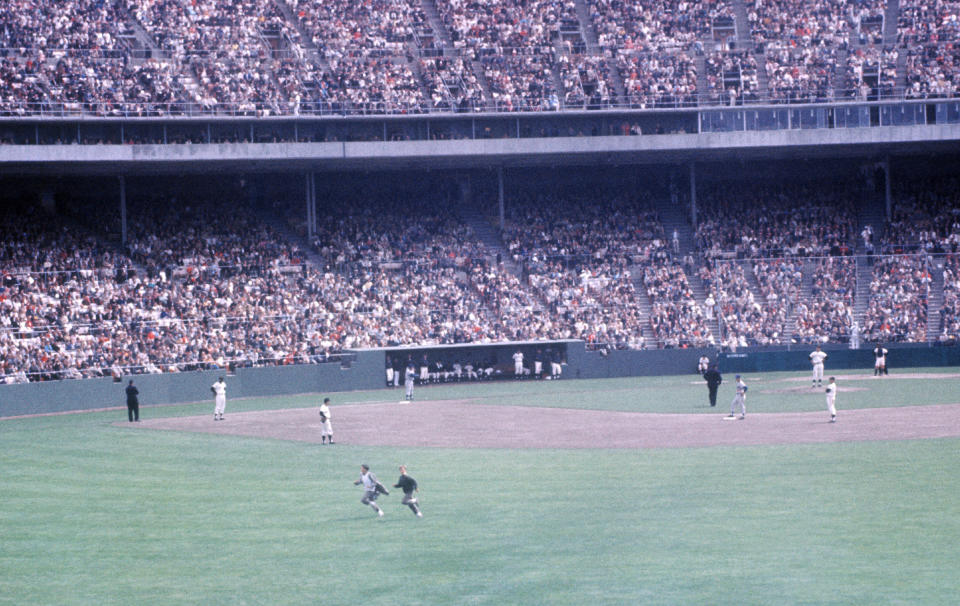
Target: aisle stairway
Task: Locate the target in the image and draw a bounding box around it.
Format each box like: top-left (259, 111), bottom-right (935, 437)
top-left (853, 257), bottom-right (874, 331)
top-left (459, 207), bottom-right (519, 275)
top-left (926, 262), bottom-right (944, 343)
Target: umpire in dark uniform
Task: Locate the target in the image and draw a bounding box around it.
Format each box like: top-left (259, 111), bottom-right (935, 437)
top-left (704, 364), bottom-right (722, 407)
top-left (125, 379), bottom-right (140, 422)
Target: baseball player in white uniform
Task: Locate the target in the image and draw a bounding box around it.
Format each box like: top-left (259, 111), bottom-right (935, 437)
top-left (549, 352), bottom-right (562, 379)
top-left (698, 355), bottom-right (710, 375)
top-left (211, 377), bottom-right (226, 421)
top-left (353, 464), bottom-right (385, 518)
top-left (726, 375), bottom-right (747, 420)
top-left (404, 362), bottom-right (417, 401)
top-left (318, 397), bottom-right (334, 444)
top-left (825, 377), bottom-right (837, 423)
top-left (809, 345), bottom-right (827, 388)
top-left (512, 350), bottom-right (524, 378)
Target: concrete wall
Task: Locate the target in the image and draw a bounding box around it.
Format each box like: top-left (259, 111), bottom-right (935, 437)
top-left (3, 124), bottom-right (959, 173)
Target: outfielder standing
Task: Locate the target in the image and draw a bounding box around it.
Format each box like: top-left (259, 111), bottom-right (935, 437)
top-left (211, 376), bottom-right (226, 421)
top-left (873, 343), bottom-right (888, 376)
top-left (726, 374), bottom-right (747, 420)
top-left (825, 377), bottom-right (837, 423)
top-left (393, 465), bottom-right (423, 517)
top-left (809, 345), bottom-right (828, 388)
top-left (354, 464), bottom-right (385, 518)
top-left (318, 397), bottom-right (334, 444)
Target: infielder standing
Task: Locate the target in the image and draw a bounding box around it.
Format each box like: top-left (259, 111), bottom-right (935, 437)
top-left (809, 345), bottom-right (827, 388)
top-left (318, 397), bottom-right (333, 444)
top-left (726, 374), bottom-right (747, 420)
top-left (873, 343), bottom-right (888, 376)
top-left (211, 376), bottom-right (226, 421)
top-left (393, 465), bottom-right (423, 517)
top-left (404, 360), bottom-right (417, 401)
top-left (825, 377), bottom-right (837, 423)
top-left (354, 464), bottom-right (385, 518)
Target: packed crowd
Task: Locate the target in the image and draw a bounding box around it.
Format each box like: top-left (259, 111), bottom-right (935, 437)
top-left (7, 174), bottom-right (960, 382)
top-left (846, 45), bottom-right (899, 99)
top-left (940, 253), bottom-right (960, 343)
top-left (694, 181), bottom-right (857, 258)
top-left (502, 192), bottom-right (667, 349)
top-left (286, 0), bottom-right (427, 58)
top-left (900, 0), bottom-right (960, 99)
top-left (704, 51), bottom-right (760, 104)
top-left (886, 176), bottom-right (960, 253)
top-left (590, 0), bottom-right (711, 53)
top-left (644, 261), bottom-right (714, 348)
top-left (619, 51), bottom-right (699, 108)
top-left (792, 256), bottom-right (855, 343)
top-left (862, 254), bottom-right (930, 343)
top-left (699, 260), bottom-right (789, 347)
top-left (6, 0), bottom-right (960, 115)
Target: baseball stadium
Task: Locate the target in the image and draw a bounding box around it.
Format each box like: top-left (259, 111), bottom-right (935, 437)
top-left (2, 0), bottom-right (960, 603)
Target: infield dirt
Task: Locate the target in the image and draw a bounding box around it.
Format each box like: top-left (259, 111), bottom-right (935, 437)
top-left (129, 400), bottom-right (960, 450)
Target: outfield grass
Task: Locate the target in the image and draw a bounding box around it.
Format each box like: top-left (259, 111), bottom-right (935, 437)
top-left (2, 369), bottom-right (959, 605)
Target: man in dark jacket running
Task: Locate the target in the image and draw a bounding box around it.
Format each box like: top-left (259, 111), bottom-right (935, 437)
top-left (393, 465), bottom-right (423, 518)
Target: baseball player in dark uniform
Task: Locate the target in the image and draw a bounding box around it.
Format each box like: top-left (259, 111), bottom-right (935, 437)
top-left (393, 465), bottom-right (423, 517)
top-left (873, 343), bottom-right (888, 376)
top-left (703, 364), bottom-right (722, 407)
top-left (125, 379), bottom-right (140, 422)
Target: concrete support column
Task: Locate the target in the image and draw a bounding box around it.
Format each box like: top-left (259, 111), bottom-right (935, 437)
top-left (497, 166), bottom-right (505, 230)
top-left (119, 176), bottom-right (127, 245)
top-left (689, 162), bottom-right (697, 230)
top-left (884, 156), bottom-right (892, 220)
top-left (305, 172), bottom-right (316, 239)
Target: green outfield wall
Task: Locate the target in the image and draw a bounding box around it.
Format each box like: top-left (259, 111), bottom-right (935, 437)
top-left (2, 343), bottom-right (957, 417)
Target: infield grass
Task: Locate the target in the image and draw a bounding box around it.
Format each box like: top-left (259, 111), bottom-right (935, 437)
top-left (2, 368), bottom-right (959, 605)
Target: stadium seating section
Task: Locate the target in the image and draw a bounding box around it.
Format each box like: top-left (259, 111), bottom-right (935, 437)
top-left (0, 0), bottom-right (958, 116)
top-left (4, 170), bottom-right (960, 382)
